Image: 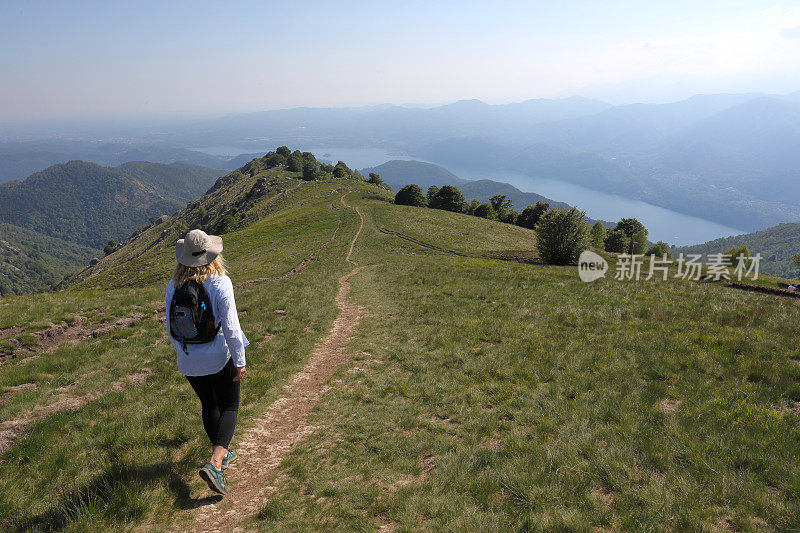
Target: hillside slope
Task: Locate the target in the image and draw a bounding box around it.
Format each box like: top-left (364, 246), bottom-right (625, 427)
top-left (677, 222), bottom-right (800, 278)
top-left (0, 160), bottom-right (221, 249)
top-left (0, 223), bottom-right (100, 296)
top-left (1, 155), bottom-right (799, 530)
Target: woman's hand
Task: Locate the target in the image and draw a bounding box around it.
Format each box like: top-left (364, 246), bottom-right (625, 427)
top-left (233, 366), bottom-right (246, 381)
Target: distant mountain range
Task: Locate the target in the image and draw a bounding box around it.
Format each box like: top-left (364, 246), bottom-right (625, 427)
top-left (0, 140), bottom-right (256, 183)
top-left (0, 160), bottom-right (221, 249)
top-left (4, 90), bottom-right (800, 232)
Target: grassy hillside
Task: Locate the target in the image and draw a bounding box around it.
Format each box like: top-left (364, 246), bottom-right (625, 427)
top-left (677, 222), bottom-right (800, 279)
top-left (0, 223), bottom-right (100, 297)
top-left (0, 160), bottom-right (221, 249)
top-left (1, 156), bottom-right (799, 530)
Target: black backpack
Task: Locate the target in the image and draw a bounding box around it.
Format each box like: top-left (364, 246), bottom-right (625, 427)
top-left (169, 279), bottom-right (221, 353)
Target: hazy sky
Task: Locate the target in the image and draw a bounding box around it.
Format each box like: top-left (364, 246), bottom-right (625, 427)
top-left (2, 0), bottom-right (800, 122)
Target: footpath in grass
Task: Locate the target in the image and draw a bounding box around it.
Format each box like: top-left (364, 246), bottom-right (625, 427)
top-left (251, 196), bottom-right (800, 531)
top-left (0, 181), bottom-right (361, 531)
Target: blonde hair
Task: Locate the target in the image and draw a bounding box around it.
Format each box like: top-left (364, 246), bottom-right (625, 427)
top-left (172, 255), bottom-right (227, 288)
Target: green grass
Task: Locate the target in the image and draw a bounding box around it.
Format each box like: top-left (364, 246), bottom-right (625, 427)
top-left (3, 175), bottom-right (800, 531)
top-left (250, 195), bottom-right (800, 531)
top-left (0, 178), bottom-right (365, 531)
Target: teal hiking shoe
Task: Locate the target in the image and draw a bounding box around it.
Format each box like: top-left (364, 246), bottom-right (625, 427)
top-left (222, 450), bottom-right (238, 469)
top-left (199, 462), bottom-right (228, 495)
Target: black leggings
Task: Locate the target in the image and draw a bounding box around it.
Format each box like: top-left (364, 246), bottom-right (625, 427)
top-left (186, 358), bottom-right (240, 449)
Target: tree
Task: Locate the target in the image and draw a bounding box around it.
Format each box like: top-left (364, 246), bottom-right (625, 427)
top-left (302, 161), bottom-right (319, 181)
top-left (466, 198), bottom-right (481, 215)
top-left (631, 228), bottom-right (648, 254)
top-left (333, 161), bottom-right (351, 179)
top-left (103, 240), bottom-right (118, 256)
top-left (263, 152), bottom-right (286, 168)
top-left (589, 221), bottom-right (606, 249)
top-left (287, 153), bottom-right (303, 172)
top-left (489, 194), bottom-right (512, 212)
top-left (614, 218), bottom-right (647, 240)
top-left (647, 241), bottom-right (672, 258)
top-left (428, 185), bottom-right (467, 213)
top-left (604, 229), bottom-right (629, 253)
top-left (727, 245), bottom-right (751, 268)
top-left (535, 207), bottom-right (589, 265)
top-left (516, 202), bottom-right (550, 229)
top-left (500, 209), bottom-right (519, 224)
top-left (275, 146), bottom-right (291, 157)
top-left (394, 184), bottom-right (427, 207)
top-left (426, 185), bottom-right (439, 205)
top-left (792, 252), bottom-right (800, 277)
top-left (473, 202), bottom-right (494, 219)
top-left (367, 172), bottom-right (384, 185)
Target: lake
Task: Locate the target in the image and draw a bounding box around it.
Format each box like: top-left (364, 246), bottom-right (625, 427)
top-left (189, 145), bottom-right (746, 246)
top-left (442, 166), bottom-right (747, 246)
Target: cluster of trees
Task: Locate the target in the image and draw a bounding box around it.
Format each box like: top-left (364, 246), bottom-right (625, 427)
top-left (394, 181), bottom-right (680, 266)
top-left (588, 218), bottom-right (671, 257)
top-left (257, 146), bottom-right (368, 182)
top-left (395, 184), bottom-right (553, 231)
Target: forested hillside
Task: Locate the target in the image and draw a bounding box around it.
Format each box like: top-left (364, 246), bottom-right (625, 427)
top-left (0, 223), bottom-right (99, 296)
top-left (0, 160), bottom-right (221, 249)
top-left (677, 222), bottom-right (800, 278)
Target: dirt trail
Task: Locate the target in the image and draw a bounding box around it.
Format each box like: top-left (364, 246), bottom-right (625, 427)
top-left (185, 192), bottom-right (365, 532)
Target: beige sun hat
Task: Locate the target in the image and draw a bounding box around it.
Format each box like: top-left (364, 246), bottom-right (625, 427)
top-left (176, 229), bottom-right (223, 267)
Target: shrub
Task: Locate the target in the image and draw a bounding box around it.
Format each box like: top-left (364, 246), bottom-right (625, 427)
top-left (500, 209), bottom-right (519, 224)
top-left (473, 202), bottom-right (494, 219)
top-left (263, 152), bottom-right (287, 168)
top-left (426, 185), bottom-right (439, 205)
top-left (287, 153), bottom-right (303, 172)
top-left (647, 241), bottom-right (672, 258)
top-left (333, 161), bottom-right (351, 179)
top-left (103, 240), bottom-right (118, 256)
top-left (727, 245), bottom-right (751, 267)
top-left (631, 229), bottom-right (648, 254)
top-left (275, 146), bottom-right (291, 157)
top-left (394, 184), bottom-right (427, 207)
top-left (516, 202), bottom-right (550, 229)
top-left (367, 172), bottom-right (384, 185)
top-left (535, 207), bottom-right (589, 265)
top-left (604, 229), bottom-right (629, 253)
top-left (429, 185), bottom-right (467, 213)
top-left (302, 162), bottom-right (320, 181)
top-left (589, 221), bottom-right (606, 249)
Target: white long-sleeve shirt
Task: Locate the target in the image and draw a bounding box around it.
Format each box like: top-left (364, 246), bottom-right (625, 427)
top-left (165, 274), bottom-right (249, 376)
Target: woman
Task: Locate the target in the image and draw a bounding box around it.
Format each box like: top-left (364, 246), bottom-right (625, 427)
top-left (165, 229), bottom-right (249, 495)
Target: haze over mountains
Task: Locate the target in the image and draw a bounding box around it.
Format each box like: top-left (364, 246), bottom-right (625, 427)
top-left (3, 91), bottom-right (799, 234)
top-left (0, 140), bottom-right (255, 184)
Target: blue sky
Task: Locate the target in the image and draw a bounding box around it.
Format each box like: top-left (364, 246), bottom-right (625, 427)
top-left (2, 0), bottom-right (799, 122)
